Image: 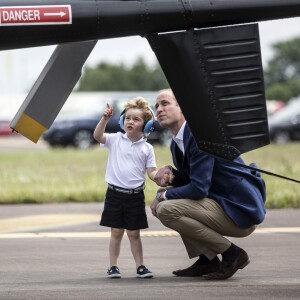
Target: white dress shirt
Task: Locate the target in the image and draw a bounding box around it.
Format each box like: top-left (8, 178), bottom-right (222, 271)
top-left (173, 121), bottom-right (186, 155)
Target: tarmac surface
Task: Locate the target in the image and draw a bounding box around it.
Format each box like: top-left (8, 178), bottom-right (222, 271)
top-left (0, 203), bottom-right (299, 300)
top-left (1, 136), bottom-right (300, 299)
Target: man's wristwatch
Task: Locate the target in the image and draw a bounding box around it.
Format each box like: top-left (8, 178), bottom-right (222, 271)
top-left (155, 190), bottom-right (166, 202)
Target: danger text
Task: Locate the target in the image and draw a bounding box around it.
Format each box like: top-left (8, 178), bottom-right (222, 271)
top-left (1, 9), bottom-right (40, 22)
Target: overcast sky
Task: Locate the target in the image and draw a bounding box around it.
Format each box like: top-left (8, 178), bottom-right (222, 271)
top-left (1, 17), bottom-right (300, 95)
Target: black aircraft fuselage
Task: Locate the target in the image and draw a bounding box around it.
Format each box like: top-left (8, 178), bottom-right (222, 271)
top-left (0, 0), bottom-right (300, 50)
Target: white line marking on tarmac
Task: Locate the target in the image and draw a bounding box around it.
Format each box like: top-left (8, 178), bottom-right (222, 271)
top-left (0, 228), bottom-right (299, 239)
top-left (255, 227), bottom-right (300, 233)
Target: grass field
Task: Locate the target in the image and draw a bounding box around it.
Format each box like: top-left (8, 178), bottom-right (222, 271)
top-left (0, 144), bottom-right (300, 208)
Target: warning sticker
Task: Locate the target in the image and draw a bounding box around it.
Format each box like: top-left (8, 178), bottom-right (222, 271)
top-left (0, 5), bottom-right (72, 26)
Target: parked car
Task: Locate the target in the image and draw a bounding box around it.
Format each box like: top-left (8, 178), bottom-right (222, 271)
top-left (0, 120), bottom-right (13, 136)
top-left (266, 99), bottom-right (285, 116)
top-left (43, 110), bottom-right (118, 149)
top-left (0, 94), bottom-right (26, 136)
top-left (268, 98), bottom-right (300, 144)
top-left (42, 92), bottom-right (171, 149)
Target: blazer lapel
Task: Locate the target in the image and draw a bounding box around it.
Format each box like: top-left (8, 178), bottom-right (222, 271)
top-left (171, 139), bottom-right (184, 169)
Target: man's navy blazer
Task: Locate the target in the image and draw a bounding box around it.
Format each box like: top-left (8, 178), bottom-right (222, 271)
top-left (165, 125), bottom-right (266, 229)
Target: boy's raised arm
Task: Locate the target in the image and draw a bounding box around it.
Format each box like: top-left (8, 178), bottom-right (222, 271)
top-left (93, 103), bottom-right (113, 144)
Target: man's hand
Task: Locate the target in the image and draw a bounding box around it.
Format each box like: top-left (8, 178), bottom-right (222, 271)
top-left (150, 198), bottom-right (160, 217)
top-left (154, 166), bottom-right (174, 187)
top-left (150, 187), bottom-right (168, 217)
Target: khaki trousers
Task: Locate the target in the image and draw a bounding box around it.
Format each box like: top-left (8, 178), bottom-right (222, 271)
top-left (156, 198), bottom-right (255, 260)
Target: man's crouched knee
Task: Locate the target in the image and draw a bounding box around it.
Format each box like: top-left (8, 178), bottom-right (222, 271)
top-left (156, 201), bottom-right (181, 223)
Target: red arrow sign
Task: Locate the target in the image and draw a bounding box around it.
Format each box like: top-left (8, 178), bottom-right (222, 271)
top-left (0, 5), bottom-right (72, 26)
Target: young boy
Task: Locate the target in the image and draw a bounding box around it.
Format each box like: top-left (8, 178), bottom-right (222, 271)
top-left (93, 97), bottom-right (159, 279)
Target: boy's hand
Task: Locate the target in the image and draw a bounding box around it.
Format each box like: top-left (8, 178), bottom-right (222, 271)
top-left (154, 166), bottom-right (174, 187)
top-left (103, 103), bottom-right (113, 120)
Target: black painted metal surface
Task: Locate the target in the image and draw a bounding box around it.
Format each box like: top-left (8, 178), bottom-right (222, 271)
top-left (147, 24), bottom-right (269, 159)
top-left (0, 0), bottom-right (300, 50)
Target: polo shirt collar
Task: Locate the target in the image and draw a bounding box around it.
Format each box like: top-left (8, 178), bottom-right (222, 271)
top-left (122, 133), bottom-right (145, 144)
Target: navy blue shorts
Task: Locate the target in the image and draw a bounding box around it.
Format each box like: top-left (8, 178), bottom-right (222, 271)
top-left (100, 188), bottom-right (148, 230)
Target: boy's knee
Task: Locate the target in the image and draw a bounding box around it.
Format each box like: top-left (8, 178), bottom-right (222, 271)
top-left (111, 228), bottom-right (124, 238)
top-left (126, 230), bottom-right (140, 239)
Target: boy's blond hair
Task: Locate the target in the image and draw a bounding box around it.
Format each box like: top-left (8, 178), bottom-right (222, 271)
top-left (124, 97), bottom-right (153, 123)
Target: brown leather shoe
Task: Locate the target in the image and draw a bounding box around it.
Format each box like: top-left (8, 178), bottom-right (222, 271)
top-left (173, 262), bottom-right (221, 277)
top-left (204, 248), bottom-right (250, 280)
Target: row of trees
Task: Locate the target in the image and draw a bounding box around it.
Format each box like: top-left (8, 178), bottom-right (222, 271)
top-left (78, 37), bottom-right (300, 103)
top-left (78, 57), bottom-right (168, 91)
top-left (264, 37), bottom-right (300, 102)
